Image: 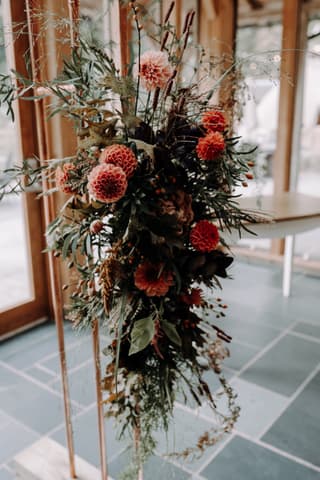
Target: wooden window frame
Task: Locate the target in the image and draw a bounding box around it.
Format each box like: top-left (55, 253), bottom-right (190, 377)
top-left (0, 0), bottom-right (49, 336)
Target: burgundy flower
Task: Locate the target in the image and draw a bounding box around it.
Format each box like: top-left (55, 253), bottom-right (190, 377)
top-left (181, 288), bottom-right (204, 306)
top-left (134, 261), bottom-right (174, 297)
top-left (190, 220), bottom-right (220, 252)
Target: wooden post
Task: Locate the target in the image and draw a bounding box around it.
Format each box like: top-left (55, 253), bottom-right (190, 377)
top-left (119, 1), bottom-right (130, 75)
top-left (25, 1), bottom-right (77, 477)
top-left (272, 0), bottom-right (303, 254)
top-left (199, 0), bottom-right (238, 121)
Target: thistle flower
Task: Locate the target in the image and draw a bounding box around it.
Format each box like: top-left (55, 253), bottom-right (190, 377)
top-left (190, 220), bottom-right (220, 252)
top-left (138, 51), bottom-right (173, 91)
top-left (196, 132), bottom-right (225, 161)
top-left (202, 110), bottom-right (227, 133)
top-left (134, 261), bottom-right (174, 297)
top-left (55, 163), bottom-right (76, 194)
top-left (99, 145), bottom-right (138, 178)
top-left (87, 164), bottom-right (127, 203)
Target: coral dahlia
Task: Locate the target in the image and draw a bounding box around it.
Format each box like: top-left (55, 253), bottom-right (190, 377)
top-left (138, 50), bottom-right (173, 91)
top-left (134, 262), bottom-right (174, 297)
top-left (196, 132), bottom-right (225, 161)
top-left (87, 164), bottom-right (127, 203)
top-left (99, 145), bottom-right (138, 178)
top-left (55, 163), bottom-right (76, 194)
top-left (190, 220), bottom-right (220, 252)
top-left (202, 110), bottom-right (226, 133)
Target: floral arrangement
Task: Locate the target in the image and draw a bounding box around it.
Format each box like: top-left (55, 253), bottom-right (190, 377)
top-left (0, 1), bottom-right (258, 477)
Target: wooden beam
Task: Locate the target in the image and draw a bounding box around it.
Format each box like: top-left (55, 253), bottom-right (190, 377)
top-left (119, 2), bottom-right (130, 75)
top-left (199, 0), bottom-right (238, 120)
top-left (272, 0), bottom-right (303, 254)
top-left (274, 0), bottom-right (302, 194)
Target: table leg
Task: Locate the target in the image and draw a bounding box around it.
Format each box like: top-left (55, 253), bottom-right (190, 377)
top-left (283, 235), bottom-right (295, 297)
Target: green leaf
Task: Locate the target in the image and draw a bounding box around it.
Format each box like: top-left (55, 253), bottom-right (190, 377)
top-left (162, 320), bottom-right (182, 347)
top-left (62, 232), bottom-right (75, 259)
top-left (129, 316), bottom-right (155, 356)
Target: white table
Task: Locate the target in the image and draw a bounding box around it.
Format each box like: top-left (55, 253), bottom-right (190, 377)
top-left (231, 192), bottom-right (320, 297)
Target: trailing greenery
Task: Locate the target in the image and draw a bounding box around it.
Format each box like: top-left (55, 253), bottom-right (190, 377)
top-left (0, 2), bottom-right (264, 478)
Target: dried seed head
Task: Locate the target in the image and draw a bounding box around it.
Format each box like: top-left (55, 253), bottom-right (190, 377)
top-left (90, 219), bottom-right (104, 234)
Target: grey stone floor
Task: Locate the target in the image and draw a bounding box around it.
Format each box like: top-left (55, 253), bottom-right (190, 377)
top-left (1, 260), bottom-right (320, 479)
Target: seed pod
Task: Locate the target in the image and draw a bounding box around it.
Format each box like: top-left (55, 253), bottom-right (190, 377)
top-left (90, 219), bottom-right (104, 234)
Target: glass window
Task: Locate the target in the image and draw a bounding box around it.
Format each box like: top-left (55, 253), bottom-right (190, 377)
top-left (295, 16), bottom-right (320, 261)
top-left (235, 16), bottom-right (283, 251)
top-left (0, 3), bottom-right (33, 310)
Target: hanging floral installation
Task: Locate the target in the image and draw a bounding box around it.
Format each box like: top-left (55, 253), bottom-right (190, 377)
top-left (0, 1), bottom-right (260, 477)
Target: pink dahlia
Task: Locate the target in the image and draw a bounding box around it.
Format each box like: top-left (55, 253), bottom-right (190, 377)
top-left (134, 261), bottom-right (174, 297)
top-left (99, 145), bottom-right (137, 178)
top-left (196, 132), bottom-right (225, 161)
top-left (138, 50), bottom-right (173, 91)
top-left (202, 110), bottom-right (227, 133)
top-left (87, 164), bottom-right (127, 203)
top-left (190, 220), bottom-right (220, 252)
top-left (55, 163), bottom-right (76, 194)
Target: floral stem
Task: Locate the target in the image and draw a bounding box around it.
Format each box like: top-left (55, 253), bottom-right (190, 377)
top-left (132, 5), bottom-right (142, 117)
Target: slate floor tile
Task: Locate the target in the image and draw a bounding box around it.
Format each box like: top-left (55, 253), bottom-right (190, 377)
top-left (216, 314), bottom-right (280, 348)
top-left (240, 334), bottom-right (320, 396)
top-left (0, 421), bottom-right (39, 463)
top-left (0, 364), bottom-right (75, 434)
top-left (223, 342), bottom-right (258, 372)
top-left (262, 371), bottom-right (320, 467)
top-left (51, 406), bottom-right (128, 467)
top-left (41, 338), bottom-right (92, 374)
top-left (3, 334), bottom-right (64, 370)
top-left (267, 293), bottom-right (320, 326)
top-left (51, 360), bottom-right (96, 407)
top-left (200, 435), bottom-right (320, 480)
top-left (0, 322), bottom-right (56, 361)
top-left (230, 378), bottom-right (288, 438)
top-left (155, 406), bottom-right (231, 473)
top-left (109, 450), bottom-right (190, 480)
top-left (222, 261), bottom-right (283, 290)
top-left (175, 369), bottom-right (234, 410)
top-left (197, 376), bottom-right (288, 440)
top-left (24, 366), bottom-right (56, 384)
top-left (292, 322), bottom-right (320, 340)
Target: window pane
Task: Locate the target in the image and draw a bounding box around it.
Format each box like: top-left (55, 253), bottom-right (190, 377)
top-left (295, 17), bottom-right (320, 261)
top-left (0, 7), bottom-right (33, 310)
top-left (235, 10), bottom-right (283, 251)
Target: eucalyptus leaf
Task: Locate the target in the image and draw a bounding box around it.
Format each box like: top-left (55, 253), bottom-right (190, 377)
top-left (161, 320), bottom-right (182, 347)
top-left (129, 316), bottom-right (155, 356)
